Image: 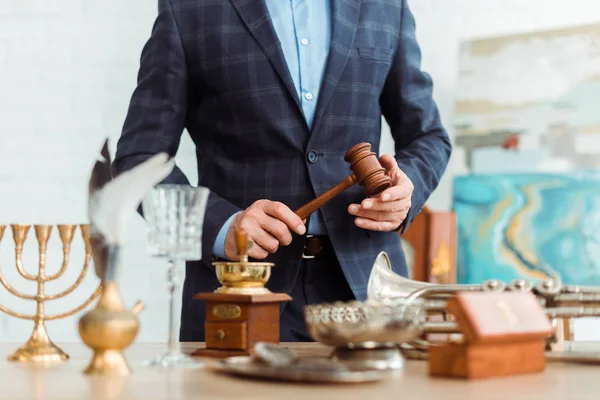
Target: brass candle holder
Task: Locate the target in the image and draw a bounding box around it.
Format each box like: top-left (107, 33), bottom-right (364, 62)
top-left (192, 229), bottom-right (291, 357)
top-left (0, 224), bottom-right (102, 363)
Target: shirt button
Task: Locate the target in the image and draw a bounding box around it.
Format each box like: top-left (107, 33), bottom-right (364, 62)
top-left (307, 150), bottom-right (318, 163)
top-left (300, 38), bottom-right (309, 45)
top-left (305, 92), bottom-right (313, 101)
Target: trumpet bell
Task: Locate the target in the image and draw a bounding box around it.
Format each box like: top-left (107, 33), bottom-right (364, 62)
top-left (367, 252), bottom-right (436, 301)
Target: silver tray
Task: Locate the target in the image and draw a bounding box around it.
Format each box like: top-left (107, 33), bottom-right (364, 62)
top-left (212, 356), bottom-right (395, 383)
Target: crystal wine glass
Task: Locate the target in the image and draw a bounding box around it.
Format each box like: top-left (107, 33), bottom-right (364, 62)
top-left (141, 184), bottom-right (209, 368)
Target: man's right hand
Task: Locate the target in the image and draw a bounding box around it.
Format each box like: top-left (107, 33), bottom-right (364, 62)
top-left (224, 200), bottom-right (306, 260)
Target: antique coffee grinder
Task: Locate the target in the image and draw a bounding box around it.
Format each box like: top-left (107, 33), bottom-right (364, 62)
top-left (192, 229), bottom-right (291, 357)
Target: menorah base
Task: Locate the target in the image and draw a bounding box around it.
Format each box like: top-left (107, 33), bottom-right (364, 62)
top-left (8, 339), bottom-right (69, 363)
top-left (83, 349), bottom-right (132, 376)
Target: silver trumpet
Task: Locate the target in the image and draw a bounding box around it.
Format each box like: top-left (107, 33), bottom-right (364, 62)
top-left (367, 252), bottom-right (600, 353)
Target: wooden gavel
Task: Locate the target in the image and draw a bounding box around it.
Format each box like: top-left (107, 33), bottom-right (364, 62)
top-left (294, 143), bottom-right (392, 220)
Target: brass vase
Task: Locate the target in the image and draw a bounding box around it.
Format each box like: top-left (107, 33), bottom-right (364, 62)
top-left (78, 281), bottom-right (144, 375)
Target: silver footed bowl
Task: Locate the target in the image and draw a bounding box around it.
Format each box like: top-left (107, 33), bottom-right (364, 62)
top-left (304, 298), bottom-right (426, 348)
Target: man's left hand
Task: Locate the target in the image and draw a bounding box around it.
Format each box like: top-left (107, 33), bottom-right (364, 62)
top-left (348, 155), bottom-right (413, 231)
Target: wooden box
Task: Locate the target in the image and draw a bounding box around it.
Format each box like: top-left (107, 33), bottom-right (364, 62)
top-left (428, 291), bottom-right (553, 379)
top-left (191, 292), bottom-right (291, 358)
top-left (401, 206), bottom-right (456, 284)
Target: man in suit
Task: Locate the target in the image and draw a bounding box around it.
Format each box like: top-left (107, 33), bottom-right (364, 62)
top-left (114, 0), bottom-right (451, 342)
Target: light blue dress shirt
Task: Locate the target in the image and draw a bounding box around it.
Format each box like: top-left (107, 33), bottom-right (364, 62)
top-left (212, 0), bottom-right (332, 259)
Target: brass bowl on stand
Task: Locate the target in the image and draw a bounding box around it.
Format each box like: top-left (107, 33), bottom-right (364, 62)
top-left (211, 228), bottom-right (274, 295)
top-left (213, 262), bottom-right (273, 295)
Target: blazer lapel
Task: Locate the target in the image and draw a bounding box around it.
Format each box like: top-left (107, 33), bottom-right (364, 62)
top-left (311, 0), bottom-right (361, 134)
top-left (230, 0), bottom-right (302, 113)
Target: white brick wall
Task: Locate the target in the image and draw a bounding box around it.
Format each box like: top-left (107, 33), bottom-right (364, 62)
top-left (0, 0), bottom-right (599, 343)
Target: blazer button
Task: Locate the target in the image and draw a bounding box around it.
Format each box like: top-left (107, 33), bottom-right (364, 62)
top-left (307, 150), bottom-right (318, 163)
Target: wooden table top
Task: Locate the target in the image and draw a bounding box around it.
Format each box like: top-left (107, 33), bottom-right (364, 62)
top-left (0, 341), bottom-right (598, 400)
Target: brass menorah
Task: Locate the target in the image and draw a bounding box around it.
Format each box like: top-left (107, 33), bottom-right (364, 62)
top-left (0, 224), bottom-right (102, 363)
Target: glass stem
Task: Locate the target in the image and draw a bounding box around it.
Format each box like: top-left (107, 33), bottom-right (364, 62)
top-left (167, 259), bottom-right (180, 354)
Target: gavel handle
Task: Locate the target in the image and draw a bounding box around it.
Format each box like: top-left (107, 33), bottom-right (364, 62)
top-left (294, 174), bottom-right (358, 221)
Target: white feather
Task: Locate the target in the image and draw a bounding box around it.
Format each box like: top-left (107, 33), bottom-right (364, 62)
top-left (88, 153), bottom-right (175, 244)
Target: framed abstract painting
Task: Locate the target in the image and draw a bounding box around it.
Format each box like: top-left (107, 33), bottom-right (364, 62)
top-left (453, 173), bottom-right (600, 285)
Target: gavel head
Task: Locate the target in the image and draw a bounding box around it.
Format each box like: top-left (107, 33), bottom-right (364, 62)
top-left (344, 143), bottom-right (392, 197)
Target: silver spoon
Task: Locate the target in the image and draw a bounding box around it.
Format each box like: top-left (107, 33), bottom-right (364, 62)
top-left (253, 342), bottom-right (298, 367)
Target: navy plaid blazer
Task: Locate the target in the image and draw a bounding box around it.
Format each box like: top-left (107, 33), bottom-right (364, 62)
top-left (114, 0), bottom-right (451, 340)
